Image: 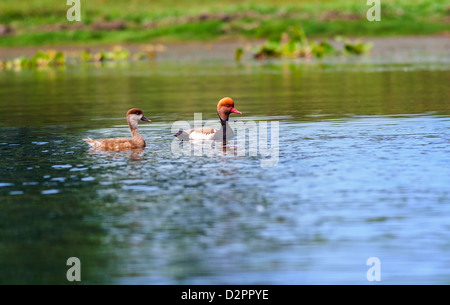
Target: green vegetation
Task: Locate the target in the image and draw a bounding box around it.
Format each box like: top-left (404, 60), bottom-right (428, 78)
top-left (0, 0), bottom-right (448, 47)
top-left (234, 47), bottom-right (244, 61)
top-left (0, 45), bottom-right (167, 70)
top-left (0, 30), bottom-right (375, 70)
top-left (250, 27), bottom-right (372, 59)
top-left (341, 38), bottom-right (373, 55)
top-left (81, 45), bottom-right (130, 62)
top-left (0, 50), bottom-right (65, 70)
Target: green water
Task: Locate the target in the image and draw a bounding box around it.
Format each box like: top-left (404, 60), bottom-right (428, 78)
top-left (0, 58), bottom-right (449, 284)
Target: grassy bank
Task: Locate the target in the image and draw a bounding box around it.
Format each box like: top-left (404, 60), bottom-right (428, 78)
top-left (0, 0), bottom-right (448, 47)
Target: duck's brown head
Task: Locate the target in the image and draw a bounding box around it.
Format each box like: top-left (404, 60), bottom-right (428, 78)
top-left (217, 97), bottom-right (242, 122)
top-left (126, 108), bottom-right (151, 122)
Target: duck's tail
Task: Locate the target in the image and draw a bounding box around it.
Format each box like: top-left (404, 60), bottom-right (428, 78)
top-left (83, 138), bottom-right (100, 148)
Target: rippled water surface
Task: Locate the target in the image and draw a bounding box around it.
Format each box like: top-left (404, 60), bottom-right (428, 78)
top-left (0, 57), bottom-right (449, 284)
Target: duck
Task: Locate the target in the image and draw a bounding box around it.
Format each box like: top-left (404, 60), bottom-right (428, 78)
top-left (174, 97), bottom-right (242, 141)
top-left (83, 108), bottom-right (151, 150)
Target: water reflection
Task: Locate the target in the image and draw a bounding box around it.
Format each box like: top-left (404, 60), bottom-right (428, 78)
top-left (87, 147), bottom-right (146, 160)
top-left (0, 62), bottom-right (449, 128)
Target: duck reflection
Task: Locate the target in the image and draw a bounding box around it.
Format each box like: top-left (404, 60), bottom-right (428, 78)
top-left (86, 147), bottom-right (145, 160)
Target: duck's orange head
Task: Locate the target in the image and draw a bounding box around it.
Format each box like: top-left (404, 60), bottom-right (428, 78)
top-left (126, 108), bottom-right (151, 122)
top-left (217, 97), bottom-right (242, 121)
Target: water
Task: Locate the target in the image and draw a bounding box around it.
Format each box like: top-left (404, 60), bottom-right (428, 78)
top-left (0, 55), bottom-right (449, 284)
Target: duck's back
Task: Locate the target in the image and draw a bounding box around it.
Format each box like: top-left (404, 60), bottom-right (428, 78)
top-left (83, 137), bottom-right (146, 150)
top-left (174, 125), bottom-right (234, 141)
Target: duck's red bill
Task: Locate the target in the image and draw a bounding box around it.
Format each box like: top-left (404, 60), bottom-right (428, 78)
top-left (231, 108), bottom-right (242, 114)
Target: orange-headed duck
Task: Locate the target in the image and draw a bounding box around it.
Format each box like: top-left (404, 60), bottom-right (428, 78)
top-left (83, 108), bottom-right (151, 150)
top-left (175, 97), bottom-right (242, 141)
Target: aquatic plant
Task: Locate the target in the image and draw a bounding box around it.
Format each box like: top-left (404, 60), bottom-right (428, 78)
top-left (234, 47), bottom-right (244, 61)
top-left (0, 44), bottom-right (169, 71)
top-left (249, 26), bottom-right (372, 60)
top-left (343, 39), bottom-right (373, 55)
top-left (253, 41), bottom-right (283, 59)
top-left (252, 26), bottom-right (325, 59)
top-left (311, 41), bottom-right (336, 58)
top-left (133, 44), bottom-right (166, 60)
top-left (81, 45), bottom-right (130, 62)
top-left (0, 50), bottom-right (65, 70)
top-left (27, 50), bottom-right (65, 68)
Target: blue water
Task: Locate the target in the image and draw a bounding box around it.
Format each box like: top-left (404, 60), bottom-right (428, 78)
top-left (0, 60), bottom-right (449, 284)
